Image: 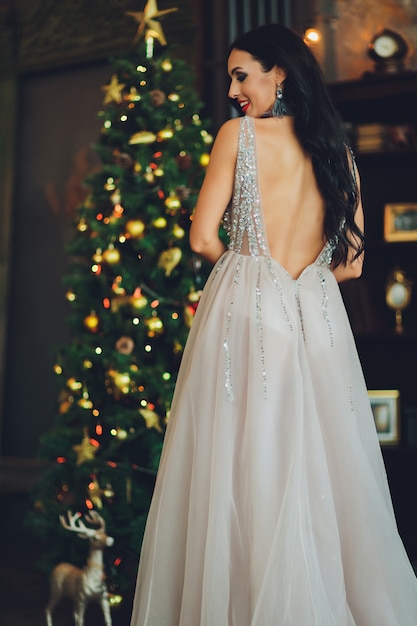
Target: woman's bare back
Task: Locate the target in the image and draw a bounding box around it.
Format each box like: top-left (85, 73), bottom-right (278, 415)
top-left (253, 117), bottom-right (325, 280)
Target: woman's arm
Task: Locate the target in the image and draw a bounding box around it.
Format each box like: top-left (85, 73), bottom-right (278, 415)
top-left (332, 158), bottom-right (365, 283)
top-left (332, 202), bottom-right (364, 282)
top-left (189, 119), bottom-right (239, 264)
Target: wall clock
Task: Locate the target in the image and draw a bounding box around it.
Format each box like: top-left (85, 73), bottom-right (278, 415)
top-left (368, 29), bottom-right (408, 74)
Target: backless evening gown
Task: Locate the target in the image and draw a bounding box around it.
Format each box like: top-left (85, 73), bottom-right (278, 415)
top-left (130, 115), bottom-right (417, 625)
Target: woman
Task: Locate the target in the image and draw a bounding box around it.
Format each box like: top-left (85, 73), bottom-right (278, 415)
top-left (130, 24), bottom-right (417, 625)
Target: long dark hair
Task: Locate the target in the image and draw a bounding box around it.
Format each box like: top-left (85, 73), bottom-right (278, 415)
top-left (229, 24), bottom-right (364, 267)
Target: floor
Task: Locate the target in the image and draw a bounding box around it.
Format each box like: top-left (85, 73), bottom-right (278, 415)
top-left (0, 567), bottom-right (133, 625)
top-left (0, 491), bottom-right (134, 626)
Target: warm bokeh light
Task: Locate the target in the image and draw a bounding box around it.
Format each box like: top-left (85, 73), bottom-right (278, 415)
top-left (304, 28), bottom-right (321, 45)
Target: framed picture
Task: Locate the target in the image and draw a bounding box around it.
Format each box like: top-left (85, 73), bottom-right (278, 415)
top-left (368, 390), bottom-right (400, 446)
top-left (384, 203), bottom-right (417, 242)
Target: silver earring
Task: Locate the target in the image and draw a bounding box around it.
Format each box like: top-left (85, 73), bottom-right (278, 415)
top-left (272, 83), bottom-right (285, 118)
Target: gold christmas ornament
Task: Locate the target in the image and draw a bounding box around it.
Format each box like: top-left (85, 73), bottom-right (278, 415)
top-left (104, 177), bottom-right (116, 191)
top-left (161, 58), bottom-right (173, 71)
top-left (200, 153), bottom-right (210, 167)
top-left (126, 219), bottom-right (145, 239)
top-left (158, 247), bottom-right (182, 276)
top-left (102, 74), bottom-right (126, 105)
top-left (77, 217), bottom-right (88, 232)
top-left (66, 290), bottom-right (76, 302)
top-left (102, 245), bottom-right (121, 264)
top-left (126, 0), bottom-right (178, 46)
top-left (164, 192), bottom-right (181, 212)
top-left (116, 429), bottom-right (128, 440)
top-left (112, 370), bottom-right (132, 393)
top-left (156, 127), bottom-right (174, 141)
top-left (78, 396), bottom-right (93, 410)
top-left (115, 206), bottom-right (125, 220)
top-left (188, 288), bottom-right (202, 304)
top-left (145, 169), bottom-right (155, 184)
top-left (73, 427), bottom-right (99, 465)
top-left (173, 339), bottom-right (183, 354)
top-left (153, 216), bottom-right (167, 229)
top-left (139, 407), bottom-right (163, 432)
top-left (125, 87), bottom-right (142, 102)
top-left (92, 249), bottom-right (103, 263)
top-left (84, 311), bottom-right (100, 333)
top-left (110, 190), bottom-right (121, 205)
top-left (131, 288), bottom-right (148, 309)
top-left (129, 130), bottom-right (157, 145)
top-left (108, 593), bottom-right (123, 607)
top-left (112, 277), bottom-right (126, 295)
top-left (201, 130), bottom-right (214, 144)
top-left (103, 484), bottom-right (115, 500)
top-left (145, 315), bottom-right (164, 336)
top-left (173, 223), bottom-right (185, 238)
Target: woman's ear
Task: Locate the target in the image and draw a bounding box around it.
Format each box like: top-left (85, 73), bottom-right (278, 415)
top-left (274, 66), bottom-right (287, 83)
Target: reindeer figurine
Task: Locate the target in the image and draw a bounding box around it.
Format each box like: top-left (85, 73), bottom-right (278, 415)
top-left (45, 510), bottom-right (114, 626)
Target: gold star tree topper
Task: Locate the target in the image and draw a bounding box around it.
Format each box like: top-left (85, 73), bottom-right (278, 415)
top-left (126, 0), bottom-right (178, 46)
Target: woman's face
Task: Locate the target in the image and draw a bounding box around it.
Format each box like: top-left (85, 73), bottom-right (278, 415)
top-left (227, 49), bottom-right (283, 118)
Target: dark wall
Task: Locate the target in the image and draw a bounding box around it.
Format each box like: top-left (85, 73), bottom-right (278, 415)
top-left (2, 61), bottom-right (110, 456)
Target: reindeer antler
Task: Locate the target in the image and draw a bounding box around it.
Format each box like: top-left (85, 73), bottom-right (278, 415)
top-left (59, 510), bottom-right (95, 538)
top-left (84, 510), bottom-right (106, 532)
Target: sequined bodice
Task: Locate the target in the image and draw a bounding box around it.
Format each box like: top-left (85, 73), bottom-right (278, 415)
top-left (223, 116), bottom-right (268, 257)
top-left (223, 116), bottom-right (337, 270)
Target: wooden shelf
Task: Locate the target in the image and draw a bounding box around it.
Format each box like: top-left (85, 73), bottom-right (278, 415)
top-left (328, 72), bottom-right (417, 124)
top-left (328, 71), bottom-right (417, 104)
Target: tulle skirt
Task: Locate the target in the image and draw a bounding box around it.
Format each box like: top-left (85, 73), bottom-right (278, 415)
top-left (130, 250), bottom-right (417, 625)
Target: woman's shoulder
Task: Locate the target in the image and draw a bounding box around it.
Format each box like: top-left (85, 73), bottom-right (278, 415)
top-left (216, 117), bottom-right (242, 139)
top-left (211, 117), bottom-right (241, 157)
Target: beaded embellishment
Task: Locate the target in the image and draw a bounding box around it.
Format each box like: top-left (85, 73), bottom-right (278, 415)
top-left (221, 116), bottom-right (341, 400)
top-left (223, 116), bottom-right (268, 257)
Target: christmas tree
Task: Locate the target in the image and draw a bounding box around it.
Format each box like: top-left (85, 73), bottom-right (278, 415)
top-left (28, 1), bottom-right (213, 597)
